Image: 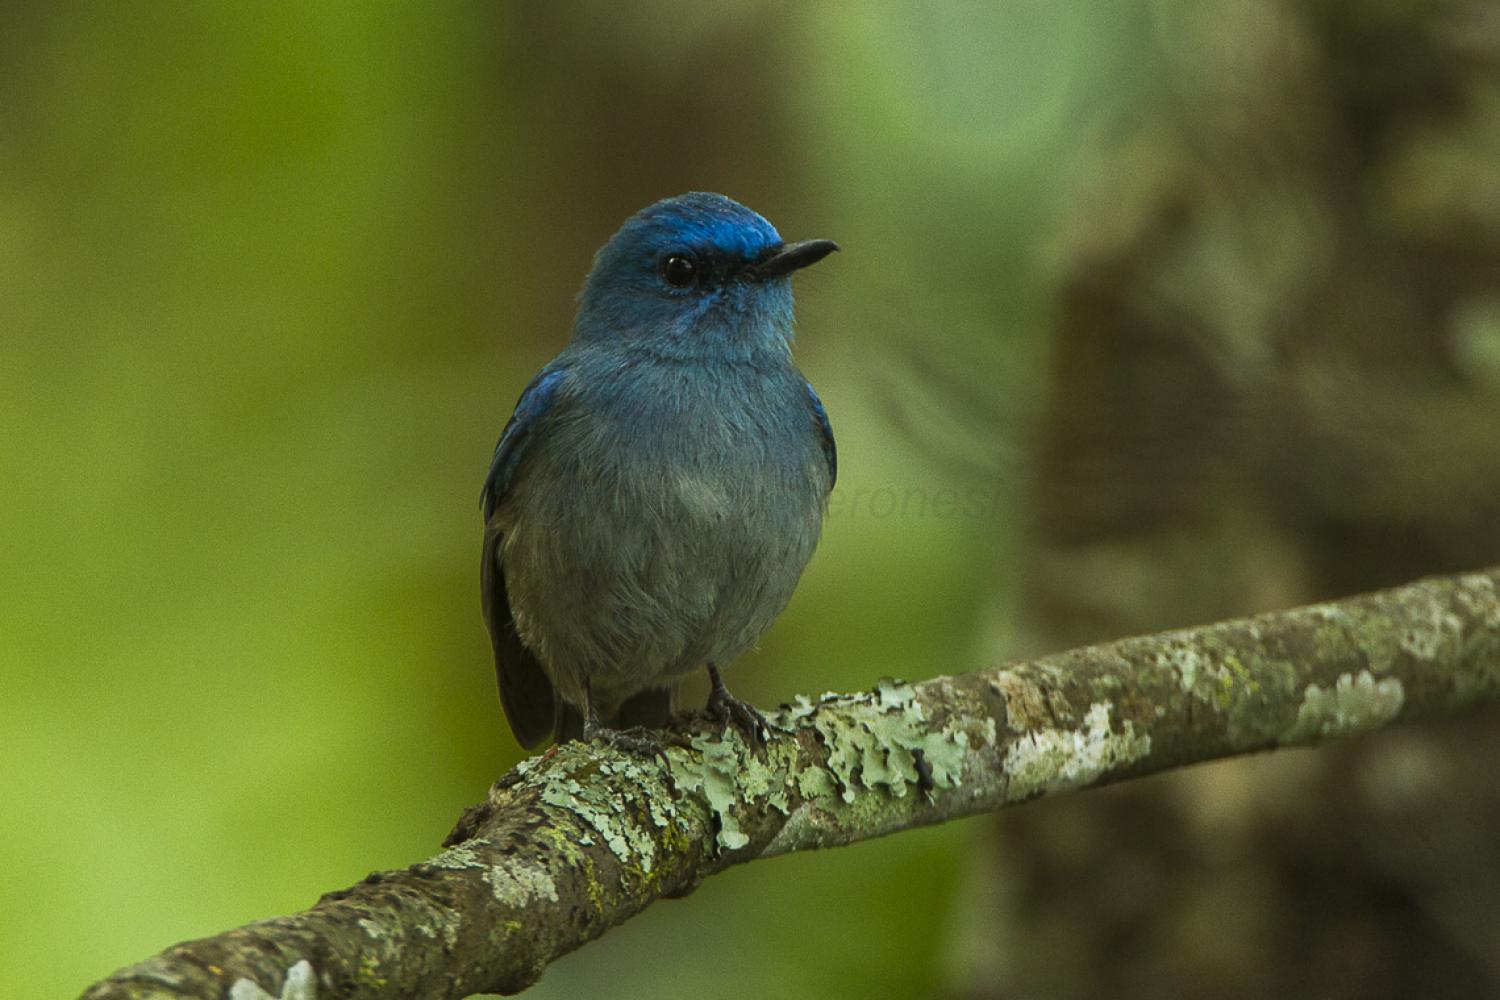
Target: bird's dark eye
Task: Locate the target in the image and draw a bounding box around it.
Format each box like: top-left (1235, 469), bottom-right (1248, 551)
top-left (661, 254), bottom-right (697, 288)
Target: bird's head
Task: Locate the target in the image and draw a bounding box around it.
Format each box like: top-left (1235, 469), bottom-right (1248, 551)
top-left (571, 192), bottom-right (837, 362)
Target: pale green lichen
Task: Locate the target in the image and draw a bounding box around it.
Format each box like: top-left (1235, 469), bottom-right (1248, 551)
top-left (1359, 613), bottom-right (1400, 671)
top-left (754, 680), bottom-right (994, 857)
top-left (424, 843), bottom-right (487, 870)
top-left (1173, 630), bottom-right (1301, 747)
top-left (411, 910), bottom-right (461, 948)
top-left (669, 678), bottom-right (986, 852)
top-left (672, 732), bottom-right (755, 850)
top-left (1153, 631), bottom-right (1205, 693)
top-left (795, 678), bottom-right (979, 805)
top-left (668, 724), bottom-right (797, 851)
top-left (1286, 670), bottom-right (1405, 742)
top-left (1450, 575), bottom-right (1500, 702)
top-left (1454, 573), bottom-right (1500, 629)
top-left (795, 764), bottom-right (836, 799)
top-left (485, 858), bottom-right (560, 905)
top-left (1002, 702), bottom-right (1151, 801)
top-left (1312, 606), bottom-right (1402, 675)
top-left (539, 765), bottom-right (660, 872)
top-left (1398, 594), bottom-right (1465, 662)
top-left (508, 746), bottom-right (680, 876)
top-left (229, 960), bottom-right (315, 1000)
top-left (643, 770), bottom-right (681, 830)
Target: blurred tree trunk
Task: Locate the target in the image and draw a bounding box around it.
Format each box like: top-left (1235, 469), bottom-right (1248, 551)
top-left (494, 3), bottom-right (809, 350)
top-left (952, 3), bottom-right (1500, 998)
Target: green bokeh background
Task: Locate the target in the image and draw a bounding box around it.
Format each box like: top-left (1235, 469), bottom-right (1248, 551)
top-left (1, 5), bottom-right (1140, 997)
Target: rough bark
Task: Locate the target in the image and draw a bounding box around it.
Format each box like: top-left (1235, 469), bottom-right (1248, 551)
top-left (81, 567), bottom-right (1500, 1000)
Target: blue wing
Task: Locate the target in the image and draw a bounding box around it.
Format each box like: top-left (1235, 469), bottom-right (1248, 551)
top-left (806, 381), bottom-right (837, 489)
top-left (481, 366), bottom-right (566, 749)
top-left (482, 367), bottom-right (567, 519)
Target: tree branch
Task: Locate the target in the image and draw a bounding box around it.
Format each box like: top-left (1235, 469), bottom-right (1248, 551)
top-left (82, 568), bottom-right (1500, 1000)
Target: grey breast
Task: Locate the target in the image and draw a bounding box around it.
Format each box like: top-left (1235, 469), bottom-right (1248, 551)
top-left (497, 363), bottom-right (827, 711)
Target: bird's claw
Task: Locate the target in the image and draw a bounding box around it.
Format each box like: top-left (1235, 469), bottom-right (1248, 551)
top-left (707, 688), bottom-right (773, 746)
top-left (582, 724), bottom-right (671, 766)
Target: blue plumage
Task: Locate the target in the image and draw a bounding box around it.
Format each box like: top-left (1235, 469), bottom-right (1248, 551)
top-left (805, 382), bottom-right (837, 489)
top-left (481, 367), bottom-right (565, 521)
top-left (481, 192), bottom-right (838, 748)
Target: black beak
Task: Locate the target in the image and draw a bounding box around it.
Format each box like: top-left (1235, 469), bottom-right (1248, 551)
top-left (753, 239), bottom-right (839, 281)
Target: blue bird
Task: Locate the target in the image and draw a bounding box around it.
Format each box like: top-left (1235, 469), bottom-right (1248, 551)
top-left (481, 193), bottom-right (838, 750)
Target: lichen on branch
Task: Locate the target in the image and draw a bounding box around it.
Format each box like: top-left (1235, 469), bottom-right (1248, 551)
top-left (81, 569), bottom-right (1500, 1000)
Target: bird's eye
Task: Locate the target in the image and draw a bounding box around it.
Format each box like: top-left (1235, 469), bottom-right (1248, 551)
top-left (661, 254), bottom-right (697, 288)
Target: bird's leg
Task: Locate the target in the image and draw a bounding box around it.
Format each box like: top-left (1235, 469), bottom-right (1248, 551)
top-left (580, 677), bottom-right (670, 762)
top-left (705, 664), bottom-right (772, 745)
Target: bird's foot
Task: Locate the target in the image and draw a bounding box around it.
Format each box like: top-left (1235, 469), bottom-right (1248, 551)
top-left (706, 685), bottom-right (773, 747)
top-left (581, 720), bottom-right (671, 765)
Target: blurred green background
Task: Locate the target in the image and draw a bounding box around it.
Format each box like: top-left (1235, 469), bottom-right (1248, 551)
top-left (7, 3), bottom-right (1500, 999)
top-left (1, 5), bottom-right (1094, 996)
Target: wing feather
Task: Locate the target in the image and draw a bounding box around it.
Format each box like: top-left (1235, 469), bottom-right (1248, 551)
top-left (480, 367), bottom-right (566, 749)
top-left (805, 381), bottom-right (837, 489)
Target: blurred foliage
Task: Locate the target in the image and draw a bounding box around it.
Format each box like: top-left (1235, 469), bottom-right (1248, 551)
top-left (11, 2), bottom-right (1494, 999)
top-left (0, 4), bottom-right (1131, 997)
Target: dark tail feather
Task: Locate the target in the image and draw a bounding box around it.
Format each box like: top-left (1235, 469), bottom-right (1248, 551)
top-left (482, 527), bottom-right (554, 750)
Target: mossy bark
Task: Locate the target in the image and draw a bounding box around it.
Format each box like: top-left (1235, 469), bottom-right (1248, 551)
top-left (81, 568), bottom-right (1500, 1000)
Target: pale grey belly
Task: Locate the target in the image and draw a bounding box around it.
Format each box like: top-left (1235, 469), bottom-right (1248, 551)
top-left (497, 452), bottom-right (824, 713)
